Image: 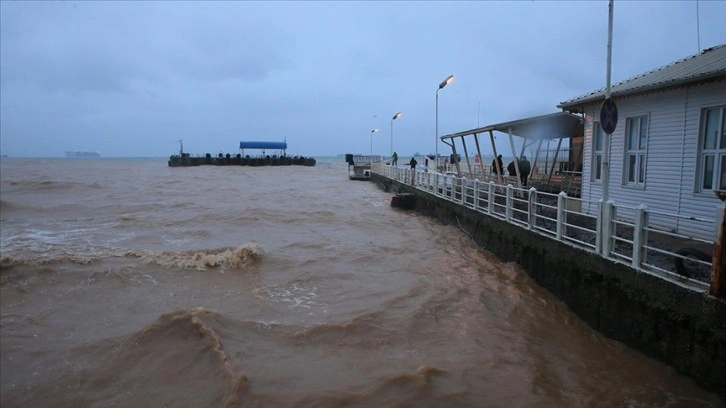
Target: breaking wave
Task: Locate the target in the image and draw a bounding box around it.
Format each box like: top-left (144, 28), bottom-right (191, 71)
top-left (6, 179), bottom-right (102, 192)
top-left (141, 243), bottom-right (264, 271)
top-left (0, 243), bottom-right (264, 272)
top-left (1, 308), bottom-right (250, 407)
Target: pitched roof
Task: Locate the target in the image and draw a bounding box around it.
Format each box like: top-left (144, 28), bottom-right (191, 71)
top-left (558, 44), bottom-right (726, 110)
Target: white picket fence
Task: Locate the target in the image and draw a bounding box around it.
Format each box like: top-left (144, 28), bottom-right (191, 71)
top-left (376, 164), bottom-right (714, 292)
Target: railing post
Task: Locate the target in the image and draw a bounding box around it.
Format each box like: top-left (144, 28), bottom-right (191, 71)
top-left (595, 199), bottom-right (603, 254)
top-left (557, 191), bottom-right (567, 240)
top-left (632, 204), bottom-right (648, 268)
top-left (488, 181), bottom-right (495, 215)
top-left (447, 176), bottom-right (453, 201)
top-left (602, 200), bottom-right (616, 258)
top-left (473, 179), bottom-right (480, 210)
top-left (711, 193), bottom-right (726, 298)
top-left (528, 187), bottom-right (537, 230)
top-left (506, 184), bottom-right (513, 222)
top-left (459, 177), bottom-right (466, 205)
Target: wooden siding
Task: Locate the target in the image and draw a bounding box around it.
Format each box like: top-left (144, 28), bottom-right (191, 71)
top-left (579, 80), bottom-right (726, 240)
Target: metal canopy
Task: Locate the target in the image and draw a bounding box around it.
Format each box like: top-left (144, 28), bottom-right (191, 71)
top-left (440, 111), bottom-right (583, 141)
top-left (239, 141), bottom-right (288, 150)
top-left (437, 111), bottom-right (584, 192)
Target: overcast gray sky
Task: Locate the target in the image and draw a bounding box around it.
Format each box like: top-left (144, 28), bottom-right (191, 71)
top-left (1, 1), bottom-right (725, 158)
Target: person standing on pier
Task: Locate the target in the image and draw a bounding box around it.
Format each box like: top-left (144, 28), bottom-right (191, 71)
top-left (519, 155), bottom-right (531, 186)
top-left (491, 154), bottom-right (503, 175)
top-left (409, 156), bottom-right (418, 185)
top-left (392, 152), bottom-right (398, 166)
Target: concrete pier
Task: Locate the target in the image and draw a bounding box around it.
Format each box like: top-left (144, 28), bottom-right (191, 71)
top-left (373, 173), bottom-right (726, 399)
top-left (168, 154), bottom-right (316, 167)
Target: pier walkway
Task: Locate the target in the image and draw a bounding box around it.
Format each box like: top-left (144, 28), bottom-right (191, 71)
top-left (374, 164), bottom-right (718, 294)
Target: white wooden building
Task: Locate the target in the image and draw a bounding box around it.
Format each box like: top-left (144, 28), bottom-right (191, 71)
top-left (558, 44), bottom-right (726, 241)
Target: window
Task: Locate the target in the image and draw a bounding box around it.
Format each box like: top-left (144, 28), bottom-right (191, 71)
top-left (592, 122), bottom-right (603, 181)
top-left (624, 115), bottom-right (648, 187)
top-left (698, 106), bottom-right (726, 192)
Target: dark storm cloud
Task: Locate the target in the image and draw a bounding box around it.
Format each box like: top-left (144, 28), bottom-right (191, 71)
top-left (155, 5), bottom-right (295, 84)
top-left (1, 1), bottom-right (294, 94)
top-left (1, 2), bottom-right (153, 94)
top-left (1, 1), bottom-right (725, 157)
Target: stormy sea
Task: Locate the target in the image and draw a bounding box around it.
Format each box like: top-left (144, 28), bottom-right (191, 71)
top-left (0, 157), bottom-right (722, 407)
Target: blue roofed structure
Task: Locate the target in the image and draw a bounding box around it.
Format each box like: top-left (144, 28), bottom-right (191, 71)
top-left (239, 141), bottom-right (288, 157)
top-left (239, 141), bottom-right (287, 150)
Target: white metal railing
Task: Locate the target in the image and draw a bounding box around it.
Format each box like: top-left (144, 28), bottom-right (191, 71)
top-left (374, 164), bottom-right (713, 291)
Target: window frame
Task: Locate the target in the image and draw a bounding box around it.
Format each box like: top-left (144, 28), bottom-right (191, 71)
top-left (622, 114), bottom-right (649, 189)
top-left (696, 105), bottom-right (726, 194)
top-left (591, 121), bottom-right (603, 183)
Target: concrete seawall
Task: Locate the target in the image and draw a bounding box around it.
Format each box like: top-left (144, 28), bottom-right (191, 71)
top-left (373, 174), bottom-right (726, 398)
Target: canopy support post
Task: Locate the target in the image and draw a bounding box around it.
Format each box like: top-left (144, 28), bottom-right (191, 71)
top-left (489, 131), bottom-right (504, 184)
top-left (474, 133), bottom-right (487, 180)
top-left (508, 128), bottom-right (523, 190)
top-left (461, 136), bottom-right (472, 176)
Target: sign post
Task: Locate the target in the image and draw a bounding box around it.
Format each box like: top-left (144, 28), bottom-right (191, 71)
top-left (600, 0), bottom-right (615, 257)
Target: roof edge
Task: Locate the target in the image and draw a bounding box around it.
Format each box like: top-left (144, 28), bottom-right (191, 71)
top-left (558, 72), bottom-right (726, 110)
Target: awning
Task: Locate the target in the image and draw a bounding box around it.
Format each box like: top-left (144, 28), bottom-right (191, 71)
top-left (239, 141), bottom-right (288, 150)
top-left (440, 112), bottom-right (584, 141)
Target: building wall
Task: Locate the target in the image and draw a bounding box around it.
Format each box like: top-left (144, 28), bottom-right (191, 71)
top-left (580, 80), bottom-right (726, 240)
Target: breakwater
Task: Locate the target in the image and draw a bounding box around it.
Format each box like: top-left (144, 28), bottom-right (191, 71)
top-left (373, 173), bottom-right (726, 398)
top-left (168, 153), bottom-right (316, 167)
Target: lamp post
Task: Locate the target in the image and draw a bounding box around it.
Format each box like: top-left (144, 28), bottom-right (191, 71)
top-left (390, 112), bottom-right (402, 156)
top-left (436, 74), bottom-right (454, 168)
top-left (370, 128), bottom-right (379, 158)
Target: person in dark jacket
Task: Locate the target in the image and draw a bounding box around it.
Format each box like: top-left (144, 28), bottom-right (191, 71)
top-left (519, 155), bottom-right (531, 185)
top-left (507, 160), bottom-right (517, 176)
top-left (409, 156), bottom-right (418, 185)
top-left (491, 154), bottom-right (503, 174)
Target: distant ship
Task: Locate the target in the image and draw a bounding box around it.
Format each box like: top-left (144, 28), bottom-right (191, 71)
top-left (65, 151), bottom-right (101, 158)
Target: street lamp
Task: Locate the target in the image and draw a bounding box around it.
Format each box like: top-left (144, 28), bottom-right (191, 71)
top-left (370, 128), bottom-right (379, 158)
top-left (390, 112), bottom-right (402, 156)
top-left (436, 74), bottom-right (454, 167)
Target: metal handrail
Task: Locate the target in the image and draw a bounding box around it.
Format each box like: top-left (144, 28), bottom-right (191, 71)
top-left (373, 166), bottom-right (713, 291)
